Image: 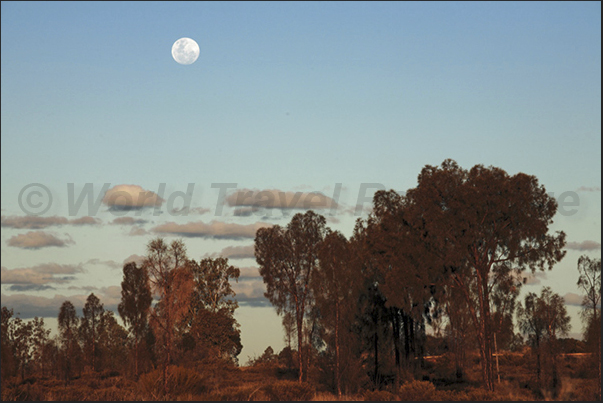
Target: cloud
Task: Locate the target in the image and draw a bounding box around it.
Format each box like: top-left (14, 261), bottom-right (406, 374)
top-left (576, 186), bottom-right (601, 192)
top-left (128, 226), bottom-right (149, 236)
top-left (341, 204), bottom-right (373, 216)
top-left (123, 254), bottom-right (145, 266)
top-left (231, 278), bottom-right (269, 307)
top-left (1, 263), bottom-right (84, 286)
top-left (565, 240), bottom-right (601, 251)
top-left (7, 284), bottom-right (55, 292)
top-left (1, 287), bottom-right (121, 319)
top-left (69, 216), bottom-right (101, 225)
top-left (521, 271), bottom-right (547, 286)
top-left (226, 189), bottom-right (338, 210)
top-left (6, 231), bottom-right (74, 249)
top-left (151, 220), bottom-right (270, 240)
top-left (102, 184), bottom-right (164, 210)
top-left (170, 207), bottom-right (211, 215)
top-left (233, 207), bottom-right (261, 217)
top-left (85, 259), bottom-right (121, 270)
top-left (238, 266), bottom-right (261, 279)
top-left (563, 292), bottom-right (584, 307)
top-left (111, 217), bottom-right (148, 225)
top-left (1, 215), bottom-right (100, 229)
top-left (204, 245), bottom-right (255, 260)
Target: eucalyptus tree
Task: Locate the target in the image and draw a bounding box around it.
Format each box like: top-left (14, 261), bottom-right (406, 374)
top-left (118, 262), bottom-right (152, 377)
top-left (396, 160), bottom-right (566, 391)
top-left (144, 237), bottom-right (194, 394)
top-left (255, 210), bottom-right (327, 383)
top-left (185, 257), bottom-right (242, 362)
top-left (517, 286), bottom-right (570, 391)
top-left (80, 293), bottom-right (104, 371)
top-left (576, 255), bottom-right (601, 399)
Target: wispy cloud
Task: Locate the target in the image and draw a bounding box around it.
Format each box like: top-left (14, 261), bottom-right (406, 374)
top-left (103, 184), bottom-right (164, 210)
top-left (563, 292), bottom-right (584, 307)
top-left (204, 245), bottom-right (255, 260)
top-left (128, 226), bottom-right (149, 236)
top-left (6, 231), bottom-right (74, 249)
top-left (565, 240), bottom-right (601, 251)
top-left (232, 277), bottom-right (269, 307)
top-left (152, 220), bottom-right (270, 240)
top-left (576, 186), bottom-right (601, 192)
top-left (1, 287), bottom-right (122, 319)
top-left (1, 215), bottom-right (100, 229)
top-left (1, 263), bottom-right (84, 287)
top-left (169, 207), bottom-right (210, 215)
top-left (111, 217), bottom-right (148, 225)
top-left (226, 189), bottom-right (338, 210)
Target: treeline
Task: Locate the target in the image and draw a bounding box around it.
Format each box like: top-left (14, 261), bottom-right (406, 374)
top-left (1, 239), bottom-right (243, 396)
top-left (1, 159), bottom-right (600, 400)
top-left (252, 160), bottom-right (601, 398)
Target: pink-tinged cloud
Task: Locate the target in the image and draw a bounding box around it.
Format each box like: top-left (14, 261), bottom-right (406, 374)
top-left (1, 263), bottom-right (84, 288)
top-left (111, 217), bottom-right (148, 225)
top-left (1, 215), bottom-right (100, 229)
top-left (565, 240), bottom-right (601, 251)
top-left (238, 266), bottom-right (261, 279)
top-left (128, 226), bottom-right (148, 236)
top-left (563, 292), bottom-right (584, 307)
top-left (204, 245), bottom-right (255, 260)
top-left (6, 231), bottom-right (73, 249)
top-left (1, 287), bottom-right (122, 319)
top-left (226, 189), bottom-right (338, 210)
top-left (231, 277), bottom-right (268, 307)
top-left (170, 207), bottom-right (211, 215)
top-left (123, 254), bottom-right (146, 266)
top-left (151, 220), bottom-right (270, 240)
top-left (576, 186), bottom-right (601, 192)
top-left (103, 184), bottom-right (164, 210)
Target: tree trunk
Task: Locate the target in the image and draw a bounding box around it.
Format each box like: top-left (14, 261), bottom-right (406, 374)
top-left (335, 301), bottom-right (341, 397)
top-left (392, 309), bottom-right (401, 388)
top-left (477, 275), bottom-right (494, 391)
top-left (374, 331), bottom-right (379, 389)
top-left (297, 311), bottom-right (304, 383)
top-left (135, 339), bottom-right (139, 378)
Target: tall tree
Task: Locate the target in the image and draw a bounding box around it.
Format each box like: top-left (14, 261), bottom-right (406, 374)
top-left (576, 255), bottom-right (601, 399)
top-left (183, 257), bottom-right (242, 363)
top-left (366, 189), bottom-right (439, 381)
top-left (400, 160), bottom-right (566, 390)
top-left (97, 311), bottom-right (129, 372)
top-left (144, 237), bottom-right (194, 395)
top-left (517, 286), bottom-right (570, 392)
top-left (313, 230), bottom-right (354, 396)
top-left (80, 293), bottom-right (104, 371)
top-left (118, 261), bottom-right (153, 378)
top-left (255, 210), bottom-right (327, 383)
top-left (58, 300), bottom-right (80, 380)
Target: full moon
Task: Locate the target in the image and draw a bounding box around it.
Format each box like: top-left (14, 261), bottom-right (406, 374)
top-left (171, 38), bottom-right (199, 65)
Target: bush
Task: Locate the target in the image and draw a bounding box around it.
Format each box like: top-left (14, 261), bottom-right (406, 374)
top-left (398, 380), bottom-right (437, 401)
top-left (262, 380), bottom-right (315, 401)
top-left (137, 365), bottom-right (208, 398)
top-left (363, 390), bottom-right (398, 401)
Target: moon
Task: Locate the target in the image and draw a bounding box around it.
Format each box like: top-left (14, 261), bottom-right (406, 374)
top-left (171, 38), bottom-right (199, 65)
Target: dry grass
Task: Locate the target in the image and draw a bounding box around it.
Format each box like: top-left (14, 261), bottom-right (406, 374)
top-left (1, 351), bottom-right (599, 401)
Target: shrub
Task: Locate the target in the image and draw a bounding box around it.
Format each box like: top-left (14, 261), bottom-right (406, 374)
top-left (398, 380), bottom-right (437, 401)
top-left (363, 390), bottom-right (398, 401)
top-left (262, 380), bottom-right (315, 401)
top-left (137, 365), bottom-right (208, 399)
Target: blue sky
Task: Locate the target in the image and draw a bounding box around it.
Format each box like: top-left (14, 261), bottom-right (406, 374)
top-left (1, 1), bottom-right (601, 361)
